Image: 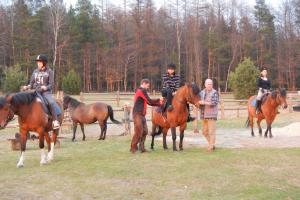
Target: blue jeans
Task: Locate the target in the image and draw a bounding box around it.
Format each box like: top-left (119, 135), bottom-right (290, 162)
top-left (43, 93), bottom-right (58, 120)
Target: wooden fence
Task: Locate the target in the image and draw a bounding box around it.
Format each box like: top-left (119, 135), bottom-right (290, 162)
top-left (6, 91), bottom-right (300, 136)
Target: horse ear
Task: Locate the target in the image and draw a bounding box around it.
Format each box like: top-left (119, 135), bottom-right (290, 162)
top-left (271, 90), bottom-right (277, 99)
top-left (5, 94), bottom-right (13, 104)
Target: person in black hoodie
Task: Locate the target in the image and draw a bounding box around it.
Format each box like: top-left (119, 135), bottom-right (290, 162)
top-left (130, 79), bottom-right (163, 153)
top-left (256, 67), bottom-right (271, 113)
top-left (161, 63), bottom-right (195, 122)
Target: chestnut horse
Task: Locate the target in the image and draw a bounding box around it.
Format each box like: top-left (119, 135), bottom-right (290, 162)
top-left (151, 84), bottom-right (201, 151)
top-left (0, 92), bottom-right (63, 168)
top-left (63, 96), bottom-right (121, 141)
top-left (246, 89), bottom-right (288, 138)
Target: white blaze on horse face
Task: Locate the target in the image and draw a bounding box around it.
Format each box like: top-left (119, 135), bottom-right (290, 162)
top-left (40, 148), bottom-right (47, 166)
top-left (17, 151), bottom-right (25, 168)
top-left (47, 142), bottom-right (55, 162)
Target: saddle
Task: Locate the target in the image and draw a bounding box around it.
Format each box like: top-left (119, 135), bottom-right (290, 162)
top-left (252, 93), bottom-right (270, 107)
top-left (155, 99), bottom-right (168, 121)
top-left (35, 92), bottom-right (62, 117)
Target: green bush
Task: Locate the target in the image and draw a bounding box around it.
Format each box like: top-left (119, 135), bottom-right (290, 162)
top-left (62, 70), bottom-right (81, 95)
top-left (2, 65), bottom-right (27, 93)
top-left (228, 58), bottom-right (259, 99)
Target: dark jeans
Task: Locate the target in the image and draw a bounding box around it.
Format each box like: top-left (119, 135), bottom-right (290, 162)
top-left (161, 88), bottom-right (173, 111)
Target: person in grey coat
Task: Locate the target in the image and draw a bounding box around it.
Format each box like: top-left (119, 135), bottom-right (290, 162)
top-left (199, 78), bottom-right (219, 152)
top-left (22, 55), bottom-right (60, 129)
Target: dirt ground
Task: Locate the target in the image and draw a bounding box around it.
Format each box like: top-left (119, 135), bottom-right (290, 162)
top-left (2, 110), bottom-right (300, 149)
top-left (56, 120), bottom-right (300, 149)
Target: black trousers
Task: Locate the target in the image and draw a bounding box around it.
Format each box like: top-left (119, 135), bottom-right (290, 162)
top-left (161, 88), bottom-right (173, 111)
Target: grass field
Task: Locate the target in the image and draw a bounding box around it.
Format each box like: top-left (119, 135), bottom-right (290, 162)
top-left (0, 93), bottom-right (299, 199)
top-left (0, 131), bottom-right (300, 200)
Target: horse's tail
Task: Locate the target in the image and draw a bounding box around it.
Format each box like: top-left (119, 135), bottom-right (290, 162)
top-left (245, 116), bottom-right (250, 128)
top-left (107, 105), bottom-right (121, 124)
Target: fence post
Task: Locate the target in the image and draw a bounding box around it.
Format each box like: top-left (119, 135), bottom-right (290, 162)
top-left (80, 92), bottom-right (84, 102)
top-left (237, 106), bottom-right (240, 118)
top-left (116, 90), bottom-right (120, 107)
top-left (193, 105), bottom-right (199, 133)
top-left (123, 104), bottom-right (131, 136)
top-left (220, 100), bottom-right (225, 119)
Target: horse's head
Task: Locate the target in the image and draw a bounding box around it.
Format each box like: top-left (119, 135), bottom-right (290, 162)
top-left (63, 96), bottom-right (71, 110)
top-left (271, 89), bottom-right (288, 109)
top-left (183, 83), bottom-right (201, 108)
top-left (0, 95), bottom-right (15, 129)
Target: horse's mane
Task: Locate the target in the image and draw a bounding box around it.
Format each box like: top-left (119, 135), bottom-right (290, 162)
top-left (64, 96), bottom-right (82, 108)
top-left (12, 92), bottom-right (36, 106)
top-left (271, 89), bottom-right (286, 99)
top-left (189, 84), bottom-right (201, 95)
top-left (0, 92), bottom-right (36, 108)
top-left (0, 97), bottom-right (6, 109)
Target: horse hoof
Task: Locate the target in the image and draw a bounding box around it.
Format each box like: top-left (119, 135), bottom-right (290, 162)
top-left (173, 148), bottom-right (178, 152)
top-left (40, 160), bottom-right (47, 166)
top-left (179, 148), bottom-right (183, 151)
top-left (17, 164), bottom-right (24, 168)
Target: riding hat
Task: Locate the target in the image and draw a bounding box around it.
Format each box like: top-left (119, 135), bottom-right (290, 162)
top-left (35, 54), bottom-right (48, 63)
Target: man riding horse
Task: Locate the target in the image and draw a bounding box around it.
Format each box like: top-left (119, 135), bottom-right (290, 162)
top-left (256, 67), bottom-right (271, 114)
top-left (22, 54), bottom-right (60, 129)
top-left (161, 63), bottom-right (195, 122)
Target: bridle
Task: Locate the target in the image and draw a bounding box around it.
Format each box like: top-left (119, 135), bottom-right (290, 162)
top-left (174, 87), bottom-right (195, 106)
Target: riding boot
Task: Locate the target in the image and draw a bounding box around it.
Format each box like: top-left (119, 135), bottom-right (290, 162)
top-left (186, 103), bottom-right (195, 122)
top-left (166, 89), bottom-right (174, 112)
top-left (256, 100), bottom-right (262, 114)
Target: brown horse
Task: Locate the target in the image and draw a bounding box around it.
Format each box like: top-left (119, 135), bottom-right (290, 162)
top-left (151, 84), bottom-right (201, 151)
top-left (63, 96), bottom-right (121, 141)
top-left (0, 92), bottom-right (63, 168)
top-left (246, 89), bottom-right (288, 138)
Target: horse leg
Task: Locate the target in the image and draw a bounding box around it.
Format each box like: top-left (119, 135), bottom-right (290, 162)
top-left (264, 127), bottom-right (269, 138)
top-left (257, 118), bottom-right (263, 137)
top-left (150, 125), bottom-right (156, 150)
top-left (72, 122), bottom-right (78, 142)
top-left (163, 128), bottom-right (169, 150)
top-left (249, 116), bottom-right (255, 137)
top-left (38, 132), bottom-right (47, 166)
top-left (102, 121), bottom-right (108, 140)
top-left (179, 125), bottom-right (186, 151)
top-left (98, 121), bottom-right (104, 140)
top-left (17, 129), bottom-right (28, 168)
top-left (80, 123), bottom-right (85, 141)
top-left (47, 129), bottom-right (58, 162)
top-left (268, 125), bottom-right (273, 138)
top-left (171, 127), bottom-right (177, 151)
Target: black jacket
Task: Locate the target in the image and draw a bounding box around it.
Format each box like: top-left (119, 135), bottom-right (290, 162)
top-left (257, 77), bottom-right (271, 90)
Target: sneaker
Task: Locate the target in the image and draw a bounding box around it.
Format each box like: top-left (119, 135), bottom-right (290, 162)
top-left (52, 120), bottom-right (60, 130)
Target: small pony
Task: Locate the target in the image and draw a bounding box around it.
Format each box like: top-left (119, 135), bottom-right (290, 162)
top-left (246, 89), bottom-right (288, 138)
top-left (63, 96), bottom-right (121, 141)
